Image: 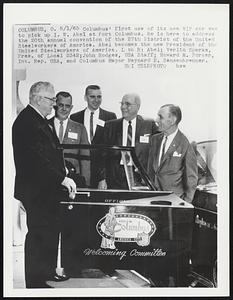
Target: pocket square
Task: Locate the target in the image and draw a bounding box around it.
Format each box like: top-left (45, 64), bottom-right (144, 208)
top-left (173, 151), bottom-right (182, 157)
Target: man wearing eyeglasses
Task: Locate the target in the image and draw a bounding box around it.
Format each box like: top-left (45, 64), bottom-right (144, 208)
top-left (98, 93), bottom-right (159, 189)
top-left (49, 91), bottom-right (90, 187)
top-left (70, 85), bottom-right (117, 187)
top-left (12, 82), bottom-right (77, 288)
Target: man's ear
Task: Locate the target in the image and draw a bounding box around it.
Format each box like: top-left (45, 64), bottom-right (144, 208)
top-left (170, 114), bottom-right (177, 126)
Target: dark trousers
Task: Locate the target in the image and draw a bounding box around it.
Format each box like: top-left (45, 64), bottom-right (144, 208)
top-left (23, 193), bottom-right (61, 288)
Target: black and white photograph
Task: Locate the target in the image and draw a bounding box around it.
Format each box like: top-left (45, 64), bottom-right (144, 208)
top-left (3, 3), bottom-right (229, 297)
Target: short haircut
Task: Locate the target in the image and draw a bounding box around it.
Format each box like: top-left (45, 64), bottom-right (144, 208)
top-left (85, 85), bottom-right (101, 95)
top-left (56, 91), bottom-right (72, 101)
top-left (133, 94), bottom-right (141, 107)
top-left (122, 93), bottom-right (141, 108)
top-left (161, 104), bottom-right (182, 124)
top-left (29, 81), bottom-right (53, 101)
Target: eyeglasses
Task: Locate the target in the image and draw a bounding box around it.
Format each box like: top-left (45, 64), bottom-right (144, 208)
top-left (119, 101), bottom-right (137, 107)
top-left (41, 96), bottom-right (57, 103)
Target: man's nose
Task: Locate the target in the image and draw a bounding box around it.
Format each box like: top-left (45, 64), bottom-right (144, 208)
top-left (121, 103), bottom-right (128, 108)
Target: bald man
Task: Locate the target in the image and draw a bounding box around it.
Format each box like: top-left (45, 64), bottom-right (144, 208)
top-left (98, 93), bottom-right (159, 189)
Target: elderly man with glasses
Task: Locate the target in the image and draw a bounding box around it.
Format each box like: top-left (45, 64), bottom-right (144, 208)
top-left (12, 81), bottom-right (77, 288)
top-left (98, 93), bottom-right (159, 190)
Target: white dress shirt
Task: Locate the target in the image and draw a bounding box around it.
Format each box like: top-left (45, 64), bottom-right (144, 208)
top-left (54, 117), bottom-right (69, 142)
top-left (158, 128), bottom-right (178, 165)
top-left (122, 117), bottom-right (136, 147)
top-left (84, 108), bottom-right (100, 143)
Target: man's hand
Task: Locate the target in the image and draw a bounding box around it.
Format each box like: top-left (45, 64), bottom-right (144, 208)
top-left (61, 177), bottom-right (76, 199)
top-left (98, 179), bottom-right (107, 190)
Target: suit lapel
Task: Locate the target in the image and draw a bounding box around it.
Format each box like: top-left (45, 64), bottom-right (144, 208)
top-left (99, 108), bottom-right (104, 120)
top-left (41, 116), bottom-right (60, 146)
top-left (48, 116), bottom-right (66, 145)
top-left (92, 108), bottom-right (102, 142)
top-left (135, 115), bottom-right (142, 144)
top-left (158, 130), bottom-right (181, 169)
top-left (116, 119), bottom-right (123, 145)
top-left (153, 134), bottom-right (163, 171)
top-left (80, 110), bottom-right (85, 124)
top-left (63, 119), bottom-right (72, 143)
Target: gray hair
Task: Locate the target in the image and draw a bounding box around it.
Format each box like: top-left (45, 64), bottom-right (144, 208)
top-left (29, 81), bottom-right (54, 103)
top-left (161, 104), bottom-right (182, 125)
top-left (123, 93), bottom-right (141, 109)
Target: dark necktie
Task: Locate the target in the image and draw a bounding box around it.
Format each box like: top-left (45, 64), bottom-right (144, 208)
top-left (59, 120), bottom-right (64, 143)
top-left (160, 135), bottom-right (168, 163)
top-left (90, 112), bottom-right (94, 142)
top-left (125, 121), bottom-right (133, 165)
top-left (127, 120), bottom-right (132, 146)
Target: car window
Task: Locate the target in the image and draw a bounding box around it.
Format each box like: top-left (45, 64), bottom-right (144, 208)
top-left (192, 140), bottom-right (217, 188)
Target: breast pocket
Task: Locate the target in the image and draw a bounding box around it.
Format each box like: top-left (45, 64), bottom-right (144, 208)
top-left (166, 155), bottom-right (183, 173)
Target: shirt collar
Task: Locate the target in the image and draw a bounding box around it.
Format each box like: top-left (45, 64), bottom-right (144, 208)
top-left (86, 107), bottom-right (100, 117)
top-left (123, 117), bottom-right (137, 126)
top-left (54, 116), bottom-right (69, 127)
top-left (165, 128), bottom-right (178, 141)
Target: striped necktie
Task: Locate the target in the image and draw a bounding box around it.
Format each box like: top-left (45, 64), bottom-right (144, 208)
top-left (127, 120), bottom-right (132, 146)
top-left (125, 121), bottom-right (132, 164)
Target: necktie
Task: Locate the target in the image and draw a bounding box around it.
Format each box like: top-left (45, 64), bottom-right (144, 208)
top-left (127, 120), bottom-right (132, 146)
top-left (160, 135), bottom-right (168, 163)
top-left (90, 112), bottom-right (94, 142)
top-left (59, 120), bottom-right (64, 143)
top-left (125, 121), bottom-right (132, 164)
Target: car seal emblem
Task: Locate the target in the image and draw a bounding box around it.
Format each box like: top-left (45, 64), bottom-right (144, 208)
top-left (96, 207), bottom-right (156, 248)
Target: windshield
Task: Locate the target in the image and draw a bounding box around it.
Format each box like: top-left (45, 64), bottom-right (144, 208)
top-left (60, 144), bottom-right (155, 191)
top-left (192, 140), bottom-right (217, 187)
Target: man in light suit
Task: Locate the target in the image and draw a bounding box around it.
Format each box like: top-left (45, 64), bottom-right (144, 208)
top-left (147, 104), bottom-right (198, 203)
top-left (12, 82), bottom-right (76, 288)
top-left (98, 93), bottom-right (159, 189)
top-left (70, 85), bottom-right (117, 187)
top-left (49, 91), bottom-right (90, 186)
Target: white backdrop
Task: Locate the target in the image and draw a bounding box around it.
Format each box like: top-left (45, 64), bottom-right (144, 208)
top-left (18, 58), bottom-right (218, 142)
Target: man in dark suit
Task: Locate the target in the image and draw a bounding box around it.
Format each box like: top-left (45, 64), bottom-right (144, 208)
top-left (98, 93), bottom-right (159, 189)
top-left (147, 104), bottom-right (198, 203)
top-left (70, 85), bottom-right (117, 187)
top-left (12, 82), bottom-right (76, 288)
top-left (49, 91), bottom-right (90, 186)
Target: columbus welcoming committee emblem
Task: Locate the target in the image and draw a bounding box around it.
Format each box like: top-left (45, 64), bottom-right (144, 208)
top-left (96, 207), bottom-right (156, 249)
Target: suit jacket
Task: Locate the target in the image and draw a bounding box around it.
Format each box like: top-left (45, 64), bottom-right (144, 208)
top-left (147, 130), bottom-right (198, 203)
top-left (70, 107), bottom-right (117, 144)
top-left (70, 107), bottom-right (117, 187)
top-left (48, 117), bottom-right (91, 186)
top-left (100, 115), bottom-right (159, 188)
top-left (12, 105), bottom-right (66, 207)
